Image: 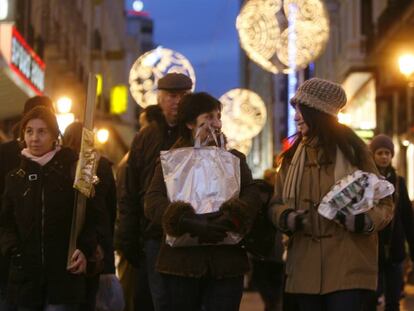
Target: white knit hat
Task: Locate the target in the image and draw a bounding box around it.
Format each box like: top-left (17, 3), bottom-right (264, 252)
top-left (290, 78), bottom-right (347, 116)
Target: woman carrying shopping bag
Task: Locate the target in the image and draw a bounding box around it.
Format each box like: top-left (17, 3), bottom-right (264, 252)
top-left (269, 78), bottom-right (394, 311)
top-left (0, 106), bottom-right (103, 310)
top-left (144, 92), bottom-right (259, 311)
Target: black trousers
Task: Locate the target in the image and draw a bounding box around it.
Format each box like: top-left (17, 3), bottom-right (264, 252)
top-left (294, 289), bottom-right (370, 311)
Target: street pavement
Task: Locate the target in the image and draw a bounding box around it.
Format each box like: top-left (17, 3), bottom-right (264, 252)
top-left (240, 284), bottom-right (414, 311)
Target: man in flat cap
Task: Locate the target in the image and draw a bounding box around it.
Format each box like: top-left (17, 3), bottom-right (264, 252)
top-left (116, 73), bottom-right (192, 311)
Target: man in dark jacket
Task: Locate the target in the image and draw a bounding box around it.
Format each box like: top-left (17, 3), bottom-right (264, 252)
top-left (0, 96), bottom-right (54, 311)
top-left (116, 73), bottom-right (192, 311)
top-left (368, 134), bottom-right (414, 311)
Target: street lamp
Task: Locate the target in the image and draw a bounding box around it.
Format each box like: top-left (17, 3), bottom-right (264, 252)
top-left (96, 128), bottom-right (109, 144)
top-left (56, 96), bottom-right (73, 113)
top-left (398, 54), bottom-right (414, 81)
top-left (398, 53), bottom-right (414, 127)
top-left (398, 53), bottom-right (414, 199)
top-left (56, 96), bottom-right (74, 133)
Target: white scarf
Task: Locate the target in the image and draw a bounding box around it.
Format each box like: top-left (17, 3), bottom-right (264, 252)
top-left (282, 141), bottom-right (355, 209)
top-left (21, 146), bottom-right (61, 166)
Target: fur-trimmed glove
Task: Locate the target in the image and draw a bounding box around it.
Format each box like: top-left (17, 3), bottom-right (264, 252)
top-left (219, 198), bottom-right (251, 234)
top-left (280, 209), bottom-right (308, 233)
top-left (334, 211), bottom-right (373, 233)
top-left (162, 201), bottom-right (227, 244)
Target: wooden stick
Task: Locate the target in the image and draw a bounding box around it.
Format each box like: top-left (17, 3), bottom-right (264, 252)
top-left (67, 74), bottom-right (97, 268)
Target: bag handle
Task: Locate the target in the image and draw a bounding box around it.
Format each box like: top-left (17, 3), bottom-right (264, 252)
top-left (194, 123), bottom-right (223, 149)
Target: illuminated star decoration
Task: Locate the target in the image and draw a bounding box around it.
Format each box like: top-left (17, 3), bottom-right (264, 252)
top-left (220, 89), bottom-right (267, 150)
top-left (129, 46), bottom-right (196, 108)
top-left (236, 0), bottom-right (330, 73)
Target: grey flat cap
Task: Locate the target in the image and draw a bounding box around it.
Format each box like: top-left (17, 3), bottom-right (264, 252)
top-left (157, 73), bottom-right (193, 91)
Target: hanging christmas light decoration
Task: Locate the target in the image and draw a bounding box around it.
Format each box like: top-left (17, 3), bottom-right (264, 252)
top-left (236, 0), bottom-right (330, 73)
top-left (129, 46), bottom-right (196, 108)
top-left (220, 88), bottom-right (267, 142)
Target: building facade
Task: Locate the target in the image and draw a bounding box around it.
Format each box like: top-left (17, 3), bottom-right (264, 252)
top-left (0, 0), bottom-right (154, 162)
top-left (314, 0), bottom-right (414, 196)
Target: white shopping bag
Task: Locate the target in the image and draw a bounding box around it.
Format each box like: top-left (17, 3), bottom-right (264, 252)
top-left (318, 170), bottom-right (394, 220)
top-left (160, 128), bottom-right (242, 247)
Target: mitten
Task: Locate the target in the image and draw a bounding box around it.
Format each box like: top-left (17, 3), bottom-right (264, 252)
top-left (335, 211), bottom-right (373, 233)
top-left (219, 198), bottom-right (251, 234)
top-left (280, 209), bottom-right (308, 233)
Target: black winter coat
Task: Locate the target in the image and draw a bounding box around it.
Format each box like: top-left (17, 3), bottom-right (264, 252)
top-left (379, 167), bottom-right (414, 264)
top-left (144, 138), bottom-right (259, 278)
top-left (0, 140), bottom-right (21, 288)
top-left (0, 147), bottom-right (103, 307)
top-left (96, 157), bottom-right (116, 274)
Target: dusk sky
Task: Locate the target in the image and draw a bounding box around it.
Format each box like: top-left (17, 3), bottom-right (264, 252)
top-left (126, 0), bottom-right (241, 98)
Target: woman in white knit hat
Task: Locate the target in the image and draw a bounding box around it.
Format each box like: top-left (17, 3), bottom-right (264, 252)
top-left (269, 78), bottom-right (394, 311)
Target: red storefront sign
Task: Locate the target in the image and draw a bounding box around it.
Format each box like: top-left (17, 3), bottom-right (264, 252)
top-left (10, 27), bottom-right (45, 95)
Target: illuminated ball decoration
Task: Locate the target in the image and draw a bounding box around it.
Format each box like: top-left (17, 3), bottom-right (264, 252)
top-left (220, 89), bottom-right (267, 142)
top-left (129, 47), bottom-right (196, 108)
top-left (226, 138), bottom-right (253, 156)
top-left (236, 0), bottom-right (330, 73)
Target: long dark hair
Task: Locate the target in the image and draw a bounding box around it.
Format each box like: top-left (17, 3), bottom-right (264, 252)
top-left (283, 104), bottom-right (368, 168)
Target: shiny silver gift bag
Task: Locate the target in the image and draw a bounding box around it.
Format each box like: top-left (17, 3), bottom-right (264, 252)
top-left (160, 133), bottom-right (242, 247)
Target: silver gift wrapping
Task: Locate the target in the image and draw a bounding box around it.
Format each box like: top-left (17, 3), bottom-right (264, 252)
top-left (160, 146), bottom-right (242, 247)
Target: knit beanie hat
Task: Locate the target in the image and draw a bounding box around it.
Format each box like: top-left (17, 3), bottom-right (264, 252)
top-left (370, 134), bottom-right (394, 156)
top-left (290, 78), bottom-right (347, 116)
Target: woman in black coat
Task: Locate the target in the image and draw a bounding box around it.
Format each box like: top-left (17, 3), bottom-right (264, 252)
top-left (63, 121), bottom-right (117, 311)
top-left (368, 134), bottom-right (414, 311)
top-left (0, 107), bottom-right (103, 310)
top-left (144, 92), bottom-right (259, 311)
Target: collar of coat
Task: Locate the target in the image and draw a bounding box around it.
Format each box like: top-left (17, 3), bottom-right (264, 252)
top-left (15, 147), bottom-right (78, 177)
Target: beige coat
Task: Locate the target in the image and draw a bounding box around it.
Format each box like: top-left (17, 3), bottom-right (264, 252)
top-left (271, 141), bottom-right (394, 294)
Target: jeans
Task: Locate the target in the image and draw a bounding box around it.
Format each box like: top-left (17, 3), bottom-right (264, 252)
top-left (17, 306), bottom-right (78, 311)
top-left (0, 281), bottom-right (16, 311)
top-left (0, 300), bottom-right (16, 311)
top-left (251, 260), bottom-right (284, 311)
top-left (295, 289), bottom-right (369, 311)
top-left (164, 274), bottom-right (244, 311)
top-left (144, 239), bottom-right (169, 311)
top-left (134, 255), bottom-right (154, 311)
top-left (378, 262), bottom-right (404, 311)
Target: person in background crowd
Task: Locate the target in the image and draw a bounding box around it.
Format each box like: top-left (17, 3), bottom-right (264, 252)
top-left (364, 134), bottom-right (414, 311)
top-left (0, 96), bottom-right (54, 311)
top-left (63, 122), bottom-right (117, 311)
top-left (114, 104), bottom-right (163, 311)
top-left (0, 106), bottom-right (103, 310)
top-left (269, 78), bottom-right (394, 311)
top-left (144, 92), bottom-right (259, 311)
top-left (250, 175), bottom-right (284, 311)
top-left (138, 105), bottom-right (163, 130)
top-left (116, 73), bottom-right (192, 310)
